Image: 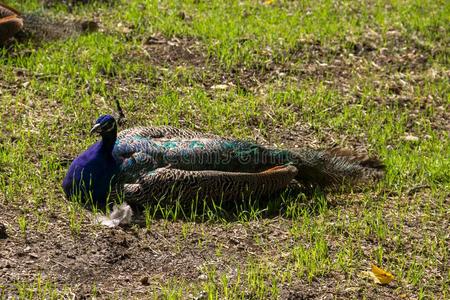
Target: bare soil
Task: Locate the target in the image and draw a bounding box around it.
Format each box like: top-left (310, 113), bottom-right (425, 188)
top-left (1, 196), bottom-right (426, 299)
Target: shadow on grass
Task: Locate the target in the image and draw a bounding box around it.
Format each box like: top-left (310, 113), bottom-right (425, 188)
top-left (74, 184), bottom-right (336, 226)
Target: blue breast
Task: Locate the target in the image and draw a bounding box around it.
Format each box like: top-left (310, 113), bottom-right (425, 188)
top-left (62, 141), bottom-right (119, 206)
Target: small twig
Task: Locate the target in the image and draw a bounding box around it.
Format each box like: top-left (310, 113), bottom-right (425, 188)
top-left (407, 184), bottom-right (431, 196)
top-left (51, 259), bottom-right (69, 269)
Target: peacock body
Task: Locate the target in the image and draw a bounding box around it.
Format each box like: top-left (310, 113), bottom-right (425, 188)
top-left (63, 115), bottom-right (384, 206)
top-left (0, 3), bottom-right (23, 44)
top-left (0, 2), bottom-right (97, 45)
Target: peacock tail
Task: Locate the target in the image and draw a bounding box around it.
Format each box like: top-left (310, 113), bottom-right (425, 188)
top-left (0, 2), bottom-right (97, 45)
top-left (20, 14), bottom-right (98, 42)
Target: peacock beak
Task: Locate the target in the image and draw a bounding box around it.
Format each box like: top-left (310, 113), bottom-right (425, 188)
top-left (90, 123), bottom-right (102, 135)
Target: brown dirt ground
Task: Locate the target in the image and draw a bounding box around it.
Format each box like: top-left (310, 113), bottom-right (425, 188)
top-left (1, 195), bottom-right (423, 299)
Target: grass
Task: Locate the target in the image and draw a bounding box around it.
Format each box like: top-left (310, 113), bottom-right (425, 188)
top-left (0, 0), bottom-right (449, 299)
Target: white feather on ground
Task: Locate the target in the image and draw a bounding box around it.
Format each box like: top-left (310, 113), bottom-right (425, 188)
top-left (95, 202), bottom-right (133, 227)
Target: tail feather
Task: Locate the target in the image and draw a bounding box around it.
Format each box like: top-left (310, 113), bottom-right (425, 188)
top-left (290, 147), bottom-right (385, 188)
top-left (20, 14), bottom-right (98, 42)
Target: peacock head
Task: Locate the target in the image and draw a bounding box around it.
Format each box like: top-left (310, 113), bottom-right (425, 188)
top-left (90, 114), bottom-right (117, 137)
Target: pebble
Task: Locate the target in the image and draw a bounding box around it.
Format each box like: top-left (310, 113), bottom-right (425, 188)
top-left (140, 276), bottom-right (150, 286)
top-left (403, 135), bottom-right (419, 142)
top-left (197, 274), bottom-right (208, 281)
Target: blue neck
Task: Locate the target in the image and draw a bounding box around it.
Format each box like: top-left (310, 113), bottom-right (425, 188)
top-left (100, 130), bottom-right (117, 153)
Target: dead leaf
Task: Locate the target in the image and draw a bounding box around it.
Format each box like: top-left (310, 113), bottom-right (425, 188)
top-left (370, 264), bottom-right (394, 285)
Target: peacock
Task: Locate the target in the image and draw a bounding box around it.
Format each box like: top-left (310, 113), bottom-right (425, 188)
top-left (0, 2), bottom-right (97, 45)
top-left (62, 114), bottom-right (385, 208)
top-left (0, 2), bottom-right (22, 44)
